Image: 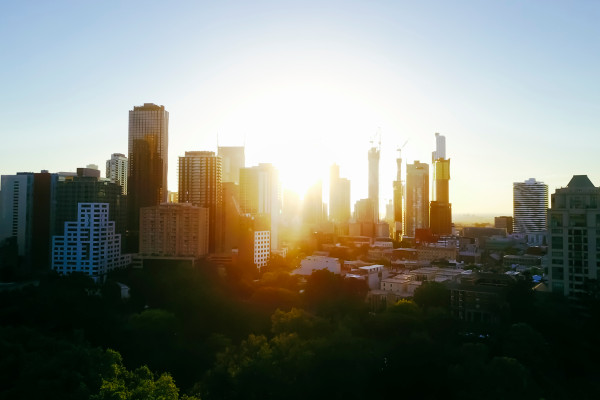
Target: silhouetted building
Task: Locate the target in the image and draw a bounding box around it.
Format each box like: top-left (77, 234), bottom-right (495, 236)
top-left (303, 181), bottom-right (326, 226)
top-left (220, 182), bottom-right (242, 253)
top-left (368, 142), bottom-right (380, 222)
top-left (106, 153), bottom-right (128, 194)
top-left (52, 203), bottom-right (131, 281)
top-left (139, 203), bottom-right (209, 258)
top-left (178, 151), bottom-right (222, 253)
top-left (127, 103), bottom-right (169, 252)
top-left (218, 146), bottom-right (245, 185)
top-left (494, 216), bottom-right (514, 234)
top-left (513, 178), bottom-right (548, 234)
top-left (55, 171), bottom-right (126, 239)
top-left (239, 164), bottom-right (280, 251)
top-left (547, 175), bottom-right (600, 297)
top-left (329, 164), bottom-right (351, 224)
top-left (430, 133), bottom-right (452, 235)
top-left (0, 171), bottom-right (57, 273)
top-left (405, 161), bottom-right (429, 237)
top-left (449, 272), bottom-right (514, 323)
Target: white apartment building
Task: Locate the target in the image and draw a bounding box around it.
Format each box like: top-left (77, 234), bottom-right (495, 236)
top-left (106, 153), bottom-right (128, 194)
top-left (52, 203), bottom-right (131, 280)
top-left (254, 230), bottom-right (271, 270)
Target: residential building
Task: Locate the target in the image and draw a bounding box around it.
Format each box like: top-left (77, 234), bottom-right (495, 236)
top-left (106, 153), bottom-right (128, 194)
top-left (495, 216), bottom-right (514, 234)
top-left (513, 178), bottom-right (548, 234)
top-left (139, 203), bottom-right (209, 258)
top-left (52, 203), bottom-right (131, 280)
top-left (295, 255), bottom-right (340, 275)
top-left (547, 175), bottom-right (600, 297)
top-left (178, 151), bottom-right (222, 253)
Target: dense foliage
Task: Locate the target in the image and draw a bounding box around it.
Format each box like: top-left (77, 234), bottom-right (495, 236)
top-left (1, 261), bottom-right (599, 399)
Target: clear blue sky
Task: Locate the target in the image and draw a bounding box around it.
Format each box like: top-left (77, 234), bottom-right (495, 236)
top-left (1, 0), bottom-right (598, 215)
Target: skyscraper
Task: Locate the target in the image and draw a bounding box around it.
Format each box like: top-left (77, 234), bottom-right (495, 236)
top-left (178, 151), bottom-right (222, 253)
top-left (513, 178), bottom-right (548, 234)
top-left (239, 163), bottom-right (280, 251)
top-left (368, 142), bottom-right (380, 223)
top-left (430, 133), bottom-right (452, 235)
top-left (547, 175), bottom-right (600, 297)
top-left (106, 153), bottom-right (128, 194)
top-left (303, 180), bottom-right (326, 226)
top-left (329, 164), bottom-right (351, 224)
top-left (393, 149), bottom-right (404, 240)
top-left (218, 146), bottom-right (245, 185)
top-left (127, 103), bottom-right (169, 252)
top-left (405, 161), bottom-right (429, 237)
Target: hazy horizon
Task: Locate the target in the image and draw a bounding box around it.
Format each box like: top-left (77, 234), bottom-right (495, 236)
top-left (1, 1), bottom-right (598, 215)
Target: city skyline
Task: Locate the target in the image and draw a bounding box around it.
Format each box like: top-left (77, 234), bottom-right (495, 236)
top-left (1, 1), bottom-right (599, 215)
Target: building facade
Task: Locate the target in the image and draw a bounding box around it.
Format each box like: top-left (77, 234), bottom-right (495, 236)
top-left (106, 153), bottom-right (128, 194)
top-left (329, 164), bottom-right (351, 224)
top-left (218, 146), bottom-right (245, 185)
top-left (0, 171), bottom-right (57, 273)
top-left (368, 145), bottom-right (380, 223)
top-left (239, 163), bottom-right (280, 251)
top-left (405, 161), bottom-right (429, 237)
top-left (52, 203), bottom-right (131, 280)
top-left (178, 151), bottom-right (222, 253)
top-left (513, 178), bottom-right (548, 234)
top-left (139, 203), bottom-right (209, 258)
top-left (547, 175), bottom-right (600, 297)
top-left (127, 103), bottom-right (169, 251)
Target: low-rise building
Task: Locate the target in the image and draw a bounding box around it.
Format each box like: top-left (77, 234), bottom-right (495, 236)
top-left (295, 255), bottom-right (340, 275)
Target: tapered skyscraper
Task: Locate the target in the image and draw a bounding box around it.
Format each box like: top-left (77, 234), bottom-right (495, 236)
top-left (127, 103), bottom-right (169, 251)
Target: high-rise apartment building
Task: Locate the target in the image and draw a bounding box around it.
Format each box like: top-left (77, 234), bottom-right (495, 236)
top-left (405, 161), bottom-right (429, 237)
top-left (218, 146), bottom-right (245, 185)
top-left (547, 175), bottom-right (600, 297)
top-left (513, 178), bottom-right (548, 234)
top-left (430, 133), bottom-right (452, 235)
top-left (106, 153), bottom-right (128, 194)
top-left (127, 103), bottom-right (169, 251)
top-left (368, 143), bottom-right (380, 223)
top-left (178, 151), bottom-right (222, 253)
top-left (52, 203), bottom-right (131, 280)
top-left (139, 203), bottom-right (209, 258)
top-left (239, 163), bottom-right (280, 251)
top-left (329, 164), bottom-right (351, 224)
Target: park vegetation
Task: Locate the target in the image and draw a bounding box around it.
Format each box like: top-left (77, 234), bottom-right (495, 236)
top-left (1, 258), bottom-right (600, 399)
